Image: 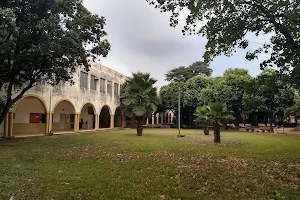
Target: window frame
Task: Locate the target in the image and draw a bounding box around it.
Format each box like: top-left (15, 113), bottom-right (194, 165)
top-left (107, 81), bottom-right (112, 96)
top-left (114, 82), bottom-right (119, 97)
top-left (80, 71), bottom-right (88, 89)
top-left (100, 78), bottom-right (106, 93)
top-left (90, 75), bottom-right (98, 90)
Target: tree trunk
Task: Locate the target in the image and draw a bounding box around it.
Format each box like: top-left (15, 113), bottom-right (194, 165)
top-left (137, 125), bottom-right (143, 136)
top-left (280, 115), bottom-right (284, 126)
top-left (204, 125), bottom-right (209, 135)
top-left (0, 80), bottom-right (34, 125)
top-left (214, 123), bottom-right (221, 143)
top-left (0, 103), bottom-right (12, 125)
top-left (234, 112), bottom-right (240, 131)
top-left (136, 118), bottom-right (143, 136)
top-left (269, 115), bottom-right (274, 133)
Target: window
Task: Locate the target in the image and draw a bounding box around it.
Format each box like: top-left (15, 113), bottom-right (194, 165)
top-left (100, 78), bottom-right (106, 93)
top-left (90, 75), bottom-right (98, 90)
top-left (114, 83), bottom-right (119, 96)
top-left (80, 71), bottom-right (88, 89)
top-left (107, 81), bottom-right (112, 95)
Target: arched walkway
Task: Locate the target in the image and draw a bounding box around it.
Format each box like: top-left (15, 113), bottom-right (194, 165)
top-left (52, 100), bottom-right (76, 132)
top-left (80, 103), bottom-right (96, 130)
top-left (160, 113), bottom-right (164, 124)
top-left (99, 105), bottom-right (111, 128)
top-left (13, 96), bottom-right (47, 136)
top-left (149, 116), bottom-right (153, 125)
top-left (169, 113), bottom-right (172, 123)
top-left (114, 107), bottom-right (122, 127)
top-left (156, 114), bottom-right (159, 124)
top-left (165, 113), bottom-right (169, 124)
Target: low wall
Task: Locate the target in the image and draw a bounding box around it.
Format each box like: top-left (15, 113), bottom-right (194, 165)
top-left (52, 122), bottom-right (74, 132)
top-left (13, 123), bottom-right (45, 135)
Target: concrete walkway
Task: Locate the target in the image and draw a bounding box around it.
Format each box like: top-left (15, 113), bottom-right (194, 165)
top-left (1, 128), bottom-right (128, 140)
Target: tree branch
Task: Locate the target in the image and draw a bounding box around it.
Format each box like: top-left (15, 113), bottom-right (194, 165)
top-left (241, 1), bottom-right (299, 50)
top-left (11, 79), bottom-right (35, 105)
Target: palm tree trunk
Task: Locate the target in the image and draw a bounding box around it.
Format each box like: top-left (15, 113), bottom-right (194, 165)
top-left (204, 125), bottom-right (209, 135)
top-left (137, 126), bottom-right (143, 136)
top-left (136, 118), bottom-right (143, 136)
top-left (214, 123), bottom-right (221, 143)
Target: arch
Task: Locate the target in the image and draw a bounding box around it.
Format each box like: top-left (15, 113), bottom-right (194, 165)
top-left (169, 113), bottom-right (172, 123)
top-left (114, 107), bottom-right (122, 127)
top-left (160, 112), bottom-right (164, 124)
top-left (99, 105), bottom-right (111, 128)
top-left (13, 95), bottom-right (47, 136)
top-left (52, 98), bottom-right (76, 114)
top-left (79, 103), bottom-right (96, 130)
top-left (52, 99), bottom-right (76, 132)
top-left (100, 104), bottom-right (112, 115)
top-left (13, 94), bottom-right (47, 113)
top-left (79, 102), bottom-right (96, 114)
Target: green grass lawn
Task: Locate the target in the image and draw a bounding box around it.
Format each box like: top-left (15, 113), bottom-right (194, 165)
top-left (0, 129), bottom-right (300, 200)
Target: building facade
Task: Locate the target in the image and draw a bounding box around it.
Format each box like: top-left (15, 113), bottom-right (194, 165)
top-left (0, 62), bottom-right (127, 137)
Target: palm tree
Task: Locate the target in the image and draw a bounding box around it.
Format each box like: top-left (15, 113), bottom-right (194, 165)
top-left (194, 106), bottom-right (210, 135)
top-left (120, 72), bottom-right (158, 136)
top-left (195, 103), bottom-right (234, 143)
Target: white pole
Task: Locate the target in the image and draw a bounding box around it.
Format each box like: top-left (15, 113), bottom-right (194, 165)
top-left (178, 85), bottom-right (181, 137)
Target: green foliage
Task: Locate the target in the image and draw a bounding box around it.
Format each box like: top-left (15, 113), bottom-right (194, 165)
top-left (198, 77), bottom-right (229, 105)
top-left (195, 103), bottom-right (234, 142)
top-left (243, 69), bottom-right (294, 127)
top-left (159, 82), bottom-right (195, 126)
top-left (285, 91), bottom-right (300, 119)
top-left (160, 82), bottom-right (184, 111)
top-left (222, 69), bottom-right (252, 126)
top-left (184, 76), bottom-right (212, 107)
top-left (195, 103), bottom-right (234, 127)
top-left (194, 105), bottom-right (211, 125)
top-left (121, 72), bottom-right (159, 131)
top-left (147, 0), bottom-right (300, 80)
top-left (0, 0), bottom-right (110, 123)
top-left (160, 68), bottom-right (295, 128)
top-left (165, 61), bottom-right (212, 82)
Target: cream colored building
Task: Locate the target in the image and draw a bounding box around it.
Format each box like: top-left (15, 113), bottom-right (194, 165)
top-left (0, 62), bottom-right (127, 137)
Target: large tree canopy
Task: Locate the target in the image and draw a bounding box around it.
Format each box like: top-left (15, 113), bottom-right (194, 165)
top-left (198, 77), bottom-right (229, 105)
top-left (0, 0), bottom-right (110, 124)
top-left (243, 69), bottom-right (294, 131)
top-left (160, 67), bottom-right (296, 130)
top-left (160, 82), bottom-right (185, 111)
top-left (184, 76), bottom-right (212, 107)
top-left (165, 61), bottom-right (212, 82)
top-left (147, 0), bottom-right (300, 79)
top-left (222, 68), bottom-right (252, 128)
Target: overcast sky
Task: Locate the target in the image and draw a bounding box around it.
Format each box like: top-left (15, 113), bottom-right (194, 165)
top-left (83, 0), bottom-right (268, 87)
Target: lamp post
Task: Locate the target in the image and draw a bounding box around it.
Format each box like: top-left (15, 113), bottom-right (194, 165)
top-left (178, 85), bottom-right (181, 137)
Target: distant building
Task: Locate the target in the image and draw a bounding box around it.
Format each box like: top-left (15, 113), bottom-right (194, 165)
top-left (0, 62), bottom-right (127, 137)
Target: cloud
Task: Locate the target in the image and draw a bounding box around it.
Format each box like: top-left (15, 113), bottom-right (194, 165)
top-left (83, 0), bottom-right (266, 87)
